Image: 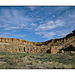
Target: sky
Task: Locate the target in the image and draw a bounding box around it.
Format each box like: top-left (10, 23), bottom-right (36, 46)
top-left (0, 6), bottom-right (75, 42)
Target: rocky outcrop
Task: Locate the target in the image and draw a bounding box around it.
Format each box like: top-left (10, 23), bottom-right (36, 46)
top-left (0, 30), bottom-right (75, 54)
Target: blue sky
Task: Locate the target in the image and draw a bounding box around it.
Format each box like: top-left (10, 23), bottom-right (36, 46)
top-left (0, 6), bottom-right (75, 42)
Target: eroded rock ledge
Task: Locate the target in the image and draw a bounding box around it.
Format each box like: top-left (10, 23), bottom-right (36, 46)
top-left (0, 30), bottom-right (75, 54)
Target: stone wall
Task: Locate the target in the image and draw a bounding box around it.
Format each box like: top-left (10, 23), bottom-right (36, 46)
top-left (51, 46), bottom-right (57, 54)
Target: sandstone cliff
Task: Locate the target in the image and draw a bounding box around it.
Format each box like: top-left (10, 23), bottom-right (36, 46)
top-left (0, 30), bottom-right (75, 54)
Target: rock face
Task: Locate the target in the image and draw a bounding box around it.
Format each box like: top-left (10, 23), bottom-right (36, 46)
top-left (0, 30), bottom-right (75, 54)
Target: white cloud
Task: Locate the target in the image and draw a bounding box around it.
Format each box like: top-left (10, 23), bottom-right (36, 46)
top-left (35, 19), bottom-right (65, 31)
top-left (36, 31), bottom-right (56, 39)
top-left (39, 21), bottom-right (43, 24)
top-left (3, 25), bottom-right (9, 27)
top-left (4, 25), bottom-right (27, 30)
top-left (0, 7), bottom-right (35, 31)
top-left (35, 19), bottom-right (66, 39)
top-left (31, 23), bottom-right (36, 26)
top-left (0, 6), bottom-right (75, 41)
top-left (42, 32), bottom-right (56, 39)
top-left (0, 24), bottom-right (9, 28)
top-left (58, 33), bottom-right (68, 36)
top-left (0, 32), bottom-right (26, 38)
top-left (20, 24), bottom-right (26, 27)
top-left (4, 26), bottom-right (20, 30)
top-left (35, 32), bottom-right (45, 35)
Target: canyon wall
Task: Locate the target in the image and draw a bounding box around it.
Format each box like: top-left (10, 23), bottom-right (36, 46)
top-left (0, 30), bottom-right (75, 54)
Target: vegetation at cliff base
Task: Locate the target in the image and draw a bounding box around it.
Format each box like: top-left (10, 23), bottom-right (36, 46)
top-left (0, 51), bottom-right (75, 69)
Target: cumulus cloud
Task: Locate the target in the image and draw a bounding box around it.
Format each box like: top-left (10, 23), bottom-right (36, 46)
top-left (35, 19), bottom-right (66, 39)
top-left (35, 19), bottom-right (65, 31)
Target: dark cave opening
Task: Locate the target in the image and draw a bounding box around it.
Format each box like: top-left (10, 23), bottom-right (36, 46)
top-left (24, 47), bottom-right (25, 52)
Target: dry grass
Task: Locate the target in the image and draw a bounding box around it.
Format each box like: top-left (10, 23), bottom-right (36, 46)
top-left (0, 51), bottom-right (75, 69)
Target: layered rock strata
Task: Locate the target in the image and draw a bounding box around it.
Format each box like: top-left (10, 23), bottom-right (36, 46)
top-left (0, 30), bottom-right (75, 54)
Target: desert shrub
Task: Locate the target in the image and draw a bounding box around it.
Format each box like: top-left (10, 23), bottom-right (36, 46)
top-left (0, 51), bottom-right (7, 55)
top-left (30, 55), bottom-right (35, 58)
top-left (0, 51), bottom-right (75, 69)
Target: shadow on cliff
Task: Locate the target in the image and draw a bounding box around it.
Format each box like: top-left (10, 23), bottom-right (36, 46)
top-left (59, 45), bottom-right (75, 53)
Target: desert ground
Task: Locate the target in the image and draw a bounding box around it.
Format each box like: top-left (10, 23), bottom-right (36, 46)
top-left (0, 51), bottom-right (75, 69)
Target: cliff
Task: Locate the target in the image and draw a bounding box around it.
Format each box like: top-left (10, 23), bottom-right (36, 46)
top-left (0, 30), bottom-right (75, 54)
